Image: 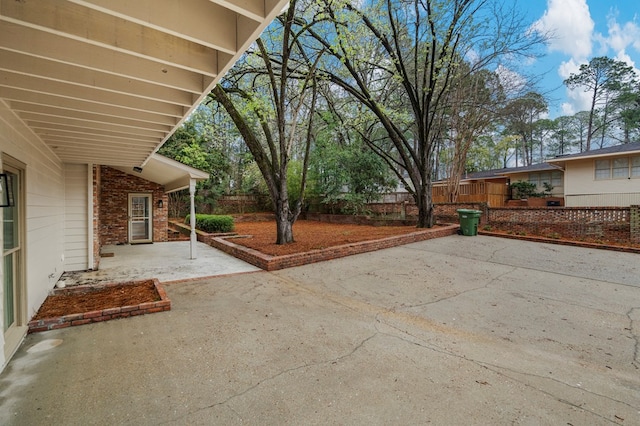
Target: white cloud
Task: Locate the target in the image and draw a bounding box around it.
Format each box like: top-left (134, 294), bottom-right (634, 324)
top-left (597, 11), bottom-right (640, 53)
top-left (532, 0), bottom-right (594, 60)
top-left (557, 58), bottom-right (581, 80)
top-left (561, 102), bottom-right (575, 116)
top-left (495, 64), bottom-right (527, 95)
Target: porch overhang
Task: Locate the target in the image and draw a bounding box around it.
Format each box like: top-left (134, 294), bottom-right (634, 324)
top-left (0, 0), bottom-right (288, 167)
top-left (112, 153), bottom-right (209, 192)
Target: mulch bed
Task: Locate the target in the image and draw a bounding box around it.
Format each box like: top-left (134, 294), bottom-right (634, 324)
top-left (231, 220), bottom-right (422, 256)
top-left (32, 280), bottom-right (162, 322)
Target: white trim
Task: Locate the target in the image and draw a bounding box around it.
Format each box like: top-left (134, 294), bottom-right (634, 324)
top-left (87, 163), bottom-right (94, 269)
top-left (189, 179), bottom-right (196, 260)
top-left (128, 193), bottom-right (153, 244)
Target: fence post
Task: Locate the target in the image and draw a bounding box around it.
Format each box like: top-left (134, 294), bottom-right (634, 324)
top-left (631, 205), bottom-right (640, 244)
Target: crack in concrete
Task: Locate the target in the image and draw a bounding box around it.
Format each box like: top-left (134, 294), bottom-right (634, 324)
top-left (172, 332), bottom-right (379, 423)
top-left (377, 319), bottom-right (638, 423)
top-left (402, 266), bottom-right (518, 310)
top-left (627, 307), bottom-right (640, 369)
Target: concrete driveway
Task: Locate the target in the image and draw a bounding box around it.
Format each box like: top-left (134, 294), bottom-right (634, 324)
top-left (1, 235), bottom-right (639, 425)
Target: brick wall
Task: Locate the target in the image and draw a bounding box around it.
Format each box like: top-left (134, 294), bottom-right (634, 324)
top-left (99, 166), bottom-right (168, 246)
top-left (202, 225), bottom-right (458, 271)
top-left (488, 206), bottom-right (631, 243)
top-left (631, 205), bottom-right (640, 244)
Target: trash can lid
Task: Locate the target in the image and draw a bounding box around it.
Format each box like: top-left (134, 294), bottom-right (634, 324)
top-left (456, 209), bottom-right (481, 214)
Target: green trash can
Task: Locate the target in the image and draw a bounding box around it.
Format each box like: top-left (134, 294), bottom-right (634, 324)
top-left (457, 209), bottom-right (482, 236)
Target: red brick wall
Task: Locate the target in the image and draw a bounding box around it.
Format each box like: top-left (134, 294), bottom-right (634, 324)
top-left (488, 206), bottom-right (631, 243)
top-left (99, 166), bottom-right (168, 246)
top-left (629, 205), bottom-right (639, 244)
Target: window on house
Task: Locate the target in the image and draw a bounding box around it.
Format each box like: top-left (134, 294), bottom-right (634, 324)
top-left (528, 171), bottom-right (562, 189)
top-left (632, 156), bottom-right (640, 177)
top-left (594, 159), bottom-right (611, 180)
top-left (612, 158), bottom-right (629, 178)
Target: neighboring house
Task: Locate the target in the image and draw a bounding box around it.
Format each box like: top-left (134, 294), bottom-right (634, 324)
top-left (435, 162), bottom-right (564, 206)
top-left (547, 142), bottom-right (640, 207)
top-left (497, 163), bottom-right (565, 199)
top-left (0, 1), bottom-right (288, 370)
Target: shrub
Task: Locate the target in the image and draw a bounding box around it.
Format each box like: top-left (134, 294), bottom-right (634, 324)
top-left (185, 214), bottom-right (234, 233)
top-left (510, 181), bottom-right (542, 199)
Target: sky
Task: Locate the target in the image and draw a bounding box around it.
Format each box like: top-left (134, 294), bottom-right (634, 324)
top-left (521, 0), bottom-right (640, 118)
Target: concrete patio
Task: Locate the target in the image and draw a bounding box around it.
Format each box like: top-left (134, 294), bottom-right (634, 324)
top-left (57, 241), bottom-right (260, 286)
top-left (1, 235), bottom-right (639, 425)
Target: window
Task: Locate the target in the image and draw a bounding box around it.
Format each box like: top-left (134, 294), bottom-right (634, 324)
top-left (595, 159), bottom-right (611, 180)
top-left (528, 171), bottom-right (562, 192)
top-left (612, 158), bottom-right (629, 178)
top-left (632, 156), bottom-right (640, 177)
top-left (594, 155), bottom-right (640, 179)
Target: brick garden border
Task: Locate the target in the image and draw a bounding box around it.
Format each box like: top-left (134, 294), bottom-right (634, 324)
top-left (479, 230), bottom-right (640, 254)
top-left (200, 224), bottom-right (459, 271)
top-left (28, 279), bottom-right (170, 333)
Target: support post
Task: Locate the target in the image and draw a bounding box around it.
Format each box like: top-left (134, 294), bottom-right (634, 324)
top-left (189, 179), bottom-right (196, 259)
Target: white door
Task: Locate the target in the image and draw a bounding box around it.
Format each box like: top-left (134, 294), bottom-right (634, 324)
top-left (3, 162), bottom-right (25, 358)
top-left (128, 194), bottom-right (152, 244)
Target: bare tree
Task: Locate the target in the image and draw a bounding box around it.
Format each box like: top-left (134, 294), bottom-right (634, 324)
top-left (306, 0), bottom-right (545, 227)
top-left (209, 0), bottom-right (323, 244)
top-left (442, 68), bottom-right (504, 202)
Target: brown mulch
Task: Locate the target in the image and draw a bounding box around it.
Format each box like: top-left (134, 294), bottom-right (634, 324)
top-left (33, 221), bottom-right (420, 320)
top-left (32, 281), bottom-right (160, 320)
top-left (232, 219), bottom-right (421, 256)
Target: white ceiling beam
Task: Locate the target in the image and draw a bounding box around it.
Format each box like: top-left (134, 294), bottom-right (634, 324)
top-left (0, 50), bottom-right (195, 106)
top-left (21, 115), bottom-right (167, 138)
top-left (39, 137), bottom-right (158, 153)
top-left (208, 0), bottom-right (265, 22)
top-left (70, 0), bottom-right (244, 53)
top-left (4, 93), bottom-right (179, 127)
top-left (55, 152), bottom-right (147, 167)
top-left (14, 108), bottom-right (173, 134)
top-left (30, 124), bottom-right (160, 144)
top-left (0, 21), bottom-right (207, 93)
top-left (0, 72), bottom-right (186, 117)
top-left (0, 0), bottom-right (219, 76)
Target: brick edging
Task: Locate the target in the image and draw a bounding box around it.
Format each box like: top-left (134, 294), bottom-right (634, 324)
top-left (28, 279), bottom-right (171, 333)
top-left (203, 224), bottom-right (459, 271)
top-left (479, 231), bottom-right (640, 254)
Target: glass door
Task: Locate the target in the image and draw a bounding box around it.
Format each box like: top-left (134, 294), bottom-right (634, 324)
top-left (3, 164), bottom-right (23, 343)
top-left (128, 194), bottom-right (152, 243)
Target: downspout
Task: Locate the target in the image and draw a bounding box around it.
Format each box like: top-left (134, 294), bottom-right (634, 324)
top-left (189, 178), bottom-right (196, 259)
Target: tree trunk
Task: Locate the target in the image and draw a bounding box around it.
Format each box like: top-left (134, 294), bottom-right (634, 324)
top-left (416, 182), bottom-right (434, 228)
top-left (274, 199), bottom-right (294, 244)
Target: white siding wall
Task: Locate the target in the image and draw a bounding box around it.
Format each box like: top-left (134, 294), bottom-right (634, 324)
top-left (564, 159), bottom-right (640, 207)
top-left (64, 164), bottom-right (88, 271)
top-left (0, 100), bottom-right (65, 368)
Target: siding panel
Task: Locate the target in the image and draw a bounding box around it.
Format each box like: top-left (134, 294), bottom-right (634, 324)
top-left (64, 164), bottom-right (88, 271)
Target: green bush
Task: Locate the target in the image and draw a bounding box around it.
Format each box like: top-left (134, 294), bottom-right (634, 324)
top-left (510, 181), bottom-right (542, 199)
top-left (185, 214), bottom-right (234, 233)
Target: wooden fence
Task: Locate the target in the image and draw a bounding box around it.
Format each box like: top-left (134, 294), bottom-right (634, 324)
top-left (432, 182), bottom-right (508, 207)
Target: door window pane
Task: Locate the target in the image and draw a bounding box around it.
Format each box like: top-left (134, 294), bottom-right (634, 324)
top-left (3, 244), bottom-right (14, 331)
top-left (3, 172), bottom-right (18, 250)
